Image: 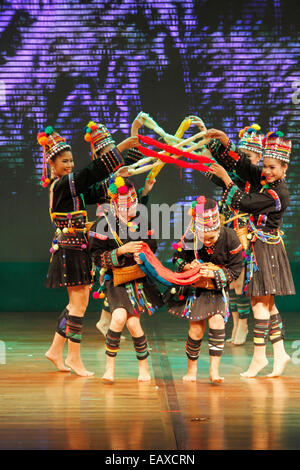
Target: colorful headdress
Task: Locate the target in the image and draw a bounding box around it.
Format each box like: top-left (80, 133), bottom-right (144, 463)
top-left (239, 124), bottom-right (264, 154)
top-left (107, 175), bottom-right (135, 200)
top-left (84, 120), bottom-right (115, 159)
top-left (37, 126), bottom-right (71, 187)
top-left (262, 131), bottom-right (291, 163)
top-left (190, 196), bottom-right (220, 232)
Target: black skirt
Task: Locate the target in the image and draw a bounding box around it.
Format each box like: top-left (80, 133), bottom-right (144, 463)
top-left (104, 277), bottom-right (163, 316)
top-left (163, 286), bottom-right (229, 322)
top-left (45, 247), bottom-right (92, 288)
top-left (246, 239), bottom-right (295, 297)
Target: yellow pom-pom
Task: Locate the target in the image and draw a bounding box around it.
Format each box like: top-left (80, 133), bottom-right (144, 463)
top-left (177, 247), bottom-right (182, 252)
top-left (114, 176), bottom-right (125, 188)
top-left (247, 138), bottom-right (251, 143)
top-left (128, 222), bottom-right (133, 227)
top-left (99, 293), bottom-right (105, 299)
top-left (87, 121), bottom-right (96, 128)
top-left (84, 133), bottom-right (92, 142)
top-left (38, 136), bottom-right (49, 146)
top-left (252, 124), bottom-right (261, 131)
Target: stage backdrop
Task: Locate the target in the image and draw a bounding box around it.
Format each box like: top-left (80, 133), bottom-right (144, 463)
top-left (0, 0), bottom-right (299, 311)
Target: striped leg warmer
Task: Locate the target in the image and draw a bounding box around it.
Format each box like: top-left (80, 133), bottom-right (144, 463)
top-left (208, 328), bottom-right (225, 357)
top-left (132, 335), bottom-right (150, 361)
top-left (253, 319), bottom-right (270, 346)
top-left (105, 329), bottom-right (121, 357)
top-left (65, 315), bottom-right (83, 343)
top-left (186, 335), bottom-right (202, 361)
top-left (269, 314), bottom-right (284, 344)
top-left (229, 289), bottom-right (238, 313)
top-left (56, 308), bottom-right (69, 338)
top-left (237, 295), bottom-right (252, 319)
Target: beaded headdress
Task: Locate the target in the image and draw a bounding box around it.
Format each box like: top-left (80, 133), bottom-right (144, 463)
top-left (37, 126), bottom-right (71, 187)
top-left (84, 120), bottom-right (115, 159)
top-left (262, 131), bottom-right (291, 163)
top-left (239, 124), bottom-right (264, 154)
top-left (191, 196), bottom-right (220, 233)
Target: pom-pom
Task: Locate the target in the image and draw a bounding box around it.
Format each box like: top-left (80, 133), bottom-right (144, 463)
top-left (108, 183), bottom-right (118, 195)
top-left (42, 182), bottom-right (48, 188)
top-left (197, 196), bottom-right (206, 205)
top-left (85, 127), bottom-right (92, 134)
top-left (114, 176), bottom-right (125, 188)
top-left (252, 124), bottom-right (261, 131)
top-left (53, 244), bottom-right (59, 251)
top-left (172, 242), bottom-right (179, 250)
top-left (44, 126), bottom-right (54, 136)
top-left (84, 133), bottom-right (92, 142)
top-left (63, 227), bottom-right (68, 233)
top-left (191, 201), bottom-right (197, 209)
top-left (178, 295), bottom-right (184, 301)
top-left (118, 185), bottom-right (128, 195)
top-left (68, 227), bottom-right (75, 233)
top-left (92, 292), bottom-right (100, 299)
top-left (276, 131), bottom-right (284, 137)
top-left (41, 176), bottom-right (45, 182)
top-left (38, 136), bottom-right (49, 146)
top-left (67, 213), bottom-right (72, 219)
top-left (90, 125), bottom-right (98, 132)
top-left (99, 292), bottom-right (105, 299)
top-left (170, 288), bottom-right (176, 294)
top-left (177, 247), bottom-right (182, 252)
top-left (56, 228), bottom-right (61, 234)
top-left (45, 178), bottom-right (50, 184)
top-left (188, 208), bottom-right (194, 216)
top-left (87, 121), bottom-right (97, 128)
top-left (81, 244), bottom-right (87, 250)
top-left (49, 247), bottom-right (55, 253)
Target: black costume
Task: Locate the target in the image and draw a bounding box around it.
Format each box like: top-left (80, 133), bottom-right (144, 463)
top-left (164, 226), bottom-right (243, 321)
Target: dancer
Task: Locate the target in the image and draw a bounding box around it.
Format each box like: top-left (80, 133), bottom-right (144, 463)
top-left (88, 175), bottom-right (162, 383)
top-left (39, 124), bottom-right (139, 376)
top-left (164, 197), bottom-right (243, 383)
top-left (206, 124), bottom-right (264, 345)
top-left (207, 128), bottom-right (295, 377)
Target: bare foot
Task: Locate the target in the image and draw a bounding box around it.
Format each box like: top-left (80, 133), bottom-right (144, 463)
top-left (45, 351), bottom-right (71, 372)
top-left (183, 360), bottom-right (197, 382)
top-left (240, 358), bottom-right (268, 378)
top-left (138, 360), bottom-right (151, 382)
top-left (209, 369), bottom-right (224, 384)
top-left (138, 373), bottom-right (151, 382)
top-left (226, 325), bottom-right (238, 344)
top-left (267, 354), bottom-right (290, 378)
top-left (102, 368), bottom-right (115, 384)
top-left (65, 358), bottom-right (94, 377)
top-left (233, 321), bottom-right (248, 346)
top-left (183, 373), bottom-right (197, 382)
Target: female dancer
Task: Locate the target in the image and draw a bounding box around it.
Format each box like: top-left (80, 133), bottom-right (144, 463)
top-left (39, 125), bottom-right (139, 376)
top-left (88, 175), bottom-right (162, 383)
top-left (207, 128), bottom-right (295, 377)
top-left (164, 197), bottom-right (243, 383)
top-left (206, 124), bottom-right (264, 345)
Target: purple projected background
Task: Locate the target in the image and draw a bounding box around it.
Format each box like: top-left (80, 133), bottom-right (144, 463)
top-left (0, 0), bottom-right (299, 262)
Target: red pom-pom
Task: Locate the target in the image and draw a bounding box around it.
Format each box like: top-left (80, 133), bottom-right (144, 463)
top-left (92, 292), bottom-right (100, 299)
top-left (172, 242), bottom-right (179, 250)
top-left (197, 196), bottom-right (206, 204)
top-left (90, 125), bottom-right (98, 131)
top-left (178, 295), bottom-right (184, 301)
top-left (118, 185), bottom-right (128, 195)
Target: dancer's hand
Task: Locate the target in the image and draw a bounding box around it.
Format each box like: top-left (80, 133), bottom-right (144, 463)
top-left (131, 116), bottom-right (145, 136)
top-left (141, 177), bottom-right (156, 196)
top-left (189, 116), bottom-right (206, 132)
top-left (205, 128), bottom-right (229, 146)
top-left (117, 136), bottom-right (140, 152)
top-left (209, 162), bottom-right (232, 187)
top-left (115, 166), bottom-right (131, 177)
top-left (198, 266), bottom-right (215, 278)
top-left (190, 259), bottom-right (202, 271)
top-left (118, 241), bottom-right (144, 256)
top-left (133, 253), bottom-right (143, 264)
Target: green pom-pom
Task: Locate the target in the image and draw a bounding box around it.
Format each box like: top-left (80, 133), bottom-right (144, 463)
top-left (45, 126), bottom-right (54, 136)
top-left (109, 183), bottom-right (118, 194)
top-left (86, 127), bottom-right (92, 134)
top-left (191, 201), bottom-right (197, 209)
top-left (276, 131), bottom-right (284, 137)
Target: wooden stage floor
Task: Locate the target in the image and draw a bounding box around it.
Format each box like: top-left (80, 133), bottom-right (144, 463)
top-left (0, 309), bottom-right (300, 450)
